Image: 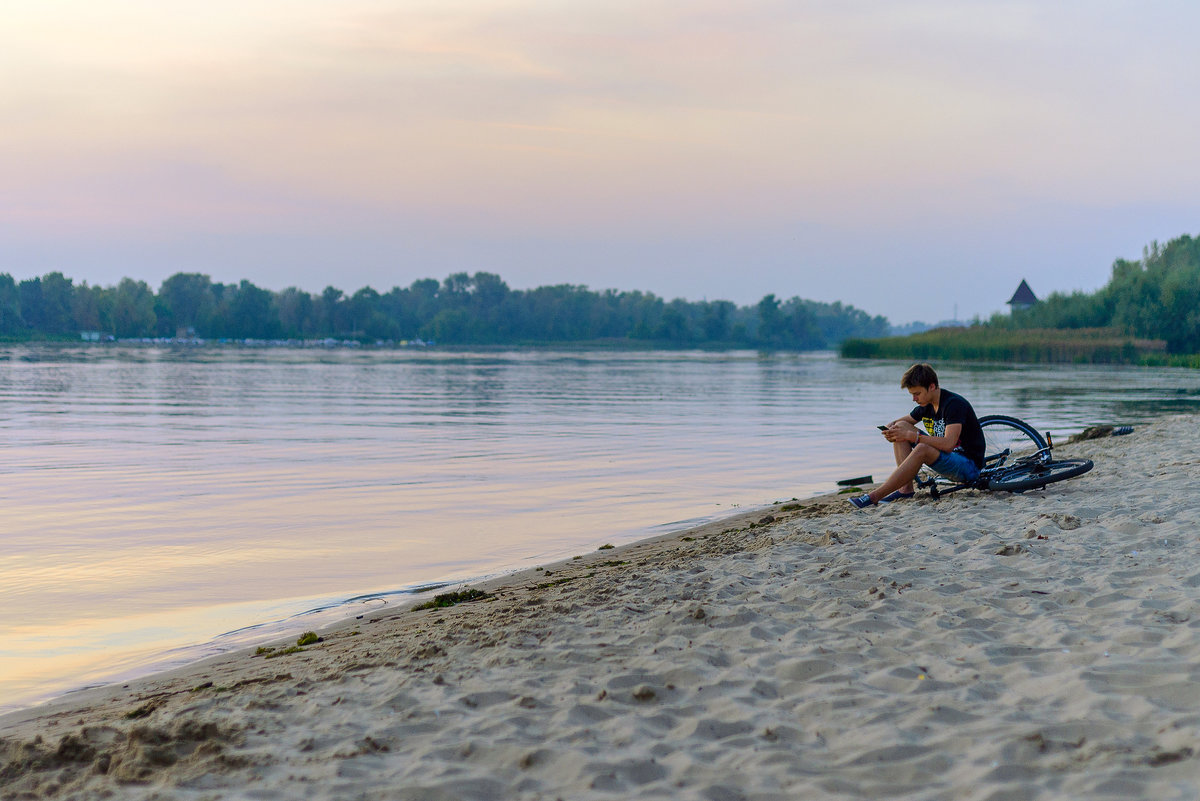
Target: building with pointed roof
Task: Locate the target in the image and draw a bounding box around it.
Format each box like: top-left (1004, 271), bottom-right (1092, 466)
top-left (1007, 279), bottom-right (1038, 312)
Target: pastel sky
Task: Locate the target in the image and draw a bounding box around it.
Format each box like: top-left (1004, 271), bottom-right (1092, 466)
top-left (4, 1), bottom-right (1198, 324)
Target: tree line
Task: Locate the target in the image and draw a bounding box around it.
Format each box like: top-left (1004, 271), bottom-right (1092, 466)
top-left (994, 233), bottom-right (1200, 354)
top-left (842, 232), bottom-right (1200, 365)
top-left (0, 270), bottom-right (891, 349)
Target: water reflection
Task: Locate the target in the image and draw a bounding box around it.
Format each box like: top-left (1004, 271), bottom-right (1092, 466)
top-left (0, 347), bottom-right (1196, 710)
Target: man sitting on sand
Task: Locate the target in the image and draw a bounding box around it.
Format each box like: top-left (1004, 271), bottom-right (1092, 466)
top-left (849, 363), bottom-right (986, 508)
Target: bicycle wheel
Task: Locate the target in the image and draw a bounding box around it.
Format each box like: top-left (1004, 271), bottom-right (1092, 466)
top-left (979, 415), bottom-right (1048, 467)
top-left (986, 458), bottom-right (1094, 492)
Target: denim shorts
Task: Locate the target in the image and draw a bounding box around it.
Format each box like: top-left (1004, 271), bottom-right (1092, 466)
top-left (930, 450), bottom-right (981, 483)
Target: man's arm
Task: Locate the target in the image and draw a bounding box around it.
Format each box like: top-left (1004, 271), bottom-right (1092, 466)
top-left (913, 422), bottom-right (961, 452)
top-left (883, 415), bottom-right (924, 444)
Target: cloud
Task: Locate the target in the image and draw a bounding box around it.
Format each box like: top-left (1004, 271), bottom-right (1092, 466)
top-left (3, 0), bottom-right (1199, 321)
top-left (7, 1), bottom-right (1195, 223)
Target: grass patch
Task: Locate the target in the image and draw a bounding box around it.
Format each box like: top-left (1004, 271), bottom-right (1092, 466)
top-left (265, 646), bottom-right (306, 659)
top-left (296, 631), bottom-right (320, 646)
top-left (412, 588), bottom-right (489, 611)
top-left (779, 503), bottom-right (802, 511)
top-left (598, 544), bottom-right (614, 550)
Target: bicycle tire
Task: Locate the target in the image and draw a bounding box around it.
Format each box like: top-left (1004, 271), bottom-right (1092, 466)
top-left (979, 415), bottom-right (1048, 466)
top-left (985, 458), bottom-right (1094, 492)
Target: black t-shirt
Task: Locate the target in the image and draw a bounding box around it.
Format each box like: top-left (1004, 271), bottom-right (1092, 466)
top-left (911, 389), bottom-right (985, 468)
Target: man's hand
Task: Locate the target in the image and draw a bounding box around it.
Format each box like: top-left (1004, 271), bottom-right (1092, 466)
top-left (881, 423), bottom-right (921, 445)
top-left (880, 424), bottom-right (905, 443)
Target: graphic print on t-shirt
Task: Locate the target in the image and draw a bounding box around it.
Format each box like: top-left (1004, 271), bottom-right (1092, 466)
top-left (919, 417), bottom-right (942, 437)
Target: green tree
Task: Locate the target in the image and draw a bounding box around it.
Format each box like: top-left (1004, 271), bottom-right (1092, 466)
top-left (655, 299), bottom-right (694, 342)
top-left (780, 299), bottom-right (823, 348)
top-left (40, 272), bottom-right (76, 335)
top-left (702, 301), bottom-right (733, 341)
top-left (17, 277), bottom-right (43, 332)
top-left (424, 308), bottom-right (471, 343)
top-left (0, 273), bottom-right (24, 335)
top-left (109, 278), bottom-right (157, 337)
top-left (275, 287), bottom-right (316, 338)
top-left (158, 273), bottom-right (215, 336)
top-left (319, 286), bottom-right (345, 335)
top-left (228, 280), bottom-right (276, 339)
top-left (348, 287), bottom-right (381, 337)
top-left (756, 294), bottom-right (783, 345)
top-left (71, 282), bottom-right (109, 333)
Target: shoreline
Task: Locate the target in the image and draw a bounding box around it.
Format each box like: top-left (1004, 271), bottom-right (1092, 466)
top-left (0, 493), bottom-right (846, 732)
top-left (0, 498), bottom-right (803, 719)
top-left (5, 418), bottom-right (1200, 798)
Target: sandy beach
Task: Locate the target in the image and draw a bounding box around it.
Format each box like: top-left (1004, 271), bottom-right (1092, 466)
top-left (3, 415), bottom-right (1199, 800)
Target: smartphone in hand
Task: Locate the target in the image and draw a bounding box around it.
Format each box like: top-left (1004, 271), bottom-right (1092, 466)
top-left (877, 425), bottom-right (889, 431)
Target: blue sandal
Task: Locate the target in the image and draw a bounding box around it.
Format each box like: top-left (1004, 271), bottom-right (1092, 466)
top-left (848, 494), bottom-right (874, 509)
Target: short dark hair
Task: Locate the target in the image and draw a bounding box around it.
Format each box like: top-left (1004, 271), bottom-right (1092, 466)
top-left (901, 363), bottom-right (938, 389)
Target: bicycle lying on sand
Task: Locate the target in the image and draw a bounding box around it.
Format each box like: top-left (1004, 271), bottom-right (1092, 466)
top-left (916, 415), bottom-right (1094, 499)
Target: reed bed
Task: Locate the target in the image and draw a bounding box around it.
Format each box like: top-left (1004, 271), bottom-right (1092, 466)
top-left (841, 326), bottom-right (1167, 364)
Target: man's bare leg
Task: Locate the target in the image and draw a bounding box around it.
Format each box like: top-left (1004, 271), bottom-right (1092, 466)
top-left (867, 443), bottom-right (941, 503)
top-left (889, 423), bottom-right (924, 496)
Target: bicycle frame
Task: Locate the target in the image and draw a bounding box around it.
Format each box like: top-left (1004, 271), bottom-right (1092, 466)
top-left (916, 444), bottom-right (1054, 499)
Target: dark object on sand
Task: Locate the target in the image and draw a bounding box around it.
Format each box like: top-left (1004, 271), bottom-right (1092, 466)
top-left (837, 475), bottom-right (872, 486)
top-left (1069, 425), bottom-right (1134, 443)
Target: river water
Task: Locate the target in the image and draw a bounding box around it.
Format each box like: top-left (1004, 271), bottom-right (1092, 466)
top-left (2, 346), bottom-right (1197, 711)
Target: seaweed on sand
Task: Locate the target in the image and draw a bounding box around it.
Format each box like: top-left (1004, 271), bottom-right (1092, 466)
top-left (413, 588), bottom-right (489, 611)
